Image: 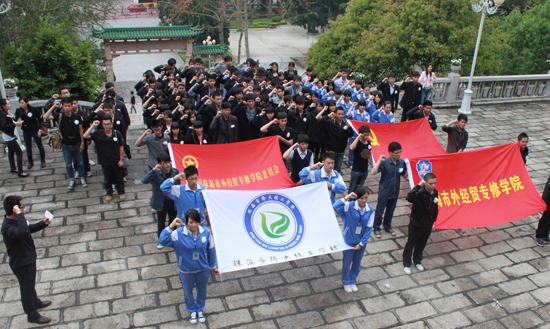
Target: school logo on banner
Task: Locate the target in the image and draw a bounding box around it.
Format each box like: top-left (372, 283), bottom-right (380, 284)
top-left (182, 155), bottom-right (199, 168)
top-left (416, 160), bottom-right (432, 179)
top-left (243, 193), bottom-right (305, 251)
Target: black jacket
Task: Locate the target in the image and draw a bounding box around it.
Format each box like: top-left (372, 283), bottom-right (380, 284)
top-left (318, 116), bottom-right (354, 153)
top-left (209, 114), bottom-right (239, 144)
top-left (376, 82), bottom-right (399, 111)
top-left (405, 107), bottom-right (437, 130)
top-left (15, 106), bottom-right (42, 132)
top-left (399, 81), bottom-right (423, 109)
top-left (2, 214), bottom-right (46, 268)
top-left (184, 130), bottom-right (211, 145)
top-left (0, 109), bottom-right (17, 137)
top-left (406, 185), bottom-right (439, 229)
top-left (231, 104), bottom-right (263, 141)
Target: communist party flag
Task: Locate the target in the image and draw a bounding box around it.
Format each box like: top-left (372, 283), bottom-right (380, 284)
top-left (167, 136), bottom-right (295, 190)
top-left (406, 143), bottom-right (546, 230)
top-left (349, 118), bottom-right (446, 160)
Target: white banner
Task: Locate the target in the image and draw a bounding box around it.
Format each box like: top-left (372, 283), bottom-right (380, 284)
top-left (203, 183), bottom-right (352, 273)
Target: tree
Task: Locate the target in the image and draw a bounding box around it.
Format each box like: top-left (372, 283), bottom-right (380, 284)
top-left (307, 0), bottom-right (508, 84)
top-left (496, 1), bottom-right (550, 75)
top-left (282, 0), bottom-right (348, 33)
top-left (159, 0), bottom-right (231, 46)
top-left (0, 0), bottom-right (115, 46)
top-left (0, 21), bottom-right (106, 101)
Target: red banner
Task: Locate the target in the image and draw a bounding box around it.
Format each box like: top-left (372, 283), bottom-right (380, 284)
top-left (167, 136), bottom-right (295, 190)
top-left (349, 118), bottom-right (446, 160)
top-left (406, 143), bottom-right (546, 230)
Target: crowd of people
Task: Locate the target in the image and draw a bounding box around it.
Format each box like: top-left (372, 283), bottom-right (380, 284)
top-left (0, 56), bottom-right (539, 325)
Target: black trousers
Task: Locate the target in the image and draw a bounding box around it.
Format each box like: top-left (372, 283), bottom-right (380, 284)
top-left (6, 139), bottom-right (24, 174)
top-left (157, 198), bottom-right (177, 237)
top-left (403, 224), bottom-right (432, 267)
top-left (401, 104), bottom-right (415, 122)
top-left (536, 210), bottom-right (550, 238)
top-left (102, 164), bottom-right (125, 195)
top-left (11, 262), bottom-right (41, 320)
top-left (309, 141), bottom-right (322, 163)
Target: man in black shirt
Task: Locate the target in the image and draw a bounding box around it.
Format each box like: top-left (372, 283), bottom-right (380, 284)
top-left (517, 132), bottom-right (529, 164)
top-left (442, 114), bottom-right (469, 153)
top-left (405, 100), bottom-right (437, 130)
top-left (1, 195), bottom-right (52, 324)
top-left (318, 107), bottom-right (354, 173)
top-left (348, 125), bottom-right (372, 194)
top-left (377, 73), bottom-right (399, 111)
top-left (283, 134), bottom-right (314, 184)
top-left (260, 112), bottom-right (294, 155)
top-left (84, 116), bottom-right (126, 202)
top-left (399, 71), bottom-right (423, 122)
top-left (210, 102), bottom-right (239, 144)
top-left (232, 94), bottom-right (262, 141)
top-left (44, 97), bottom-right (87, 190)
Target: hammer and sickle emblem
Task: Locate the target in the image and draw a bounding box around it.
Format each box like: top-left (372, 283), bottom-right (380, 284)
top-left (368, 129), bottom-right (380, 146)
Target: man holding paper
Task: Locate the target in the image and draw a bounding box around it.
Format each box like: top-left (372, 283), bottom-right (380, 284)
top-left (1, 196), bottom-right (52, 324)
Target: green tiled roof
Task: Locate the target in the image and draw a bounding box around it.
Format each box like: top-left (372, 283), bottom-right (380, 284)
top-left (193, 45), bottom-right (229, 56)
top-left (92, 26), bottom-right (204, 40)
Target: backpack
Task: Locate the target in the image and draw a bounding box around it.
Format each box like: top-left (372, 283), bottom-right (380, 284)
top-left (48, 112), bottom-right (63, 150)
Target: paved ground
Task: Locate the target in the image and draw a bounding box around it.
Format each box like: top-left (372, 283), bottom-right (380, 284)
top-left (0, 102), bottom-right (550, 329)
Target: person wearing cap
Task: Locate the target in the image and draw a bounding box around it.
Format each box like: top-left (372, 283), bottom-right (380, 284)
top-left (283, 134), bottom-right (314, 184)
top-left (210, 102), bottom-right (238, 144)
top-left (231, 93), bottom-right (262, 141)
top-left (377, 73), bottom-right (400, 112)
top-left (185, 121), bottom-right (211, 145)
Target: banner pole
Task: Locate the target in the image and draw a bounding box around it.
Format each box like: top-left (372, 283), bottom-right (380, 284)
top-left (404, 159), bottom-right (415, 189)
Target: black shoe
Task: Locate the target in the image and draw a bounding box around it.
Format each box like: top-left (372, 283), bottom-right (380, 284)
top-left (28, 316), bottom-right (51, 324)
top-left (27, 162), bottom-right (33, 170)
top-left (10, 170), bottom-right (17, 174)
top-left (41, 161), bottom-right (46, 168)
top-left (37, 300), bottom-right (52, 309)
top-left (374, 230), bottom-right (381, 238)
top-left (385, 228), bottom-right (396, 236)
top-left (18, 173), bottom-right (30, 178)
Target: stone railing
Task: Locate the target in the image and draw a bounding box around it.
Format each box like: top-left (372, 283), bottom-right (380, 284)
top-left (431, 71), bottom-right (550, 106)
top-left (372, 71), bottom-right (550, 107)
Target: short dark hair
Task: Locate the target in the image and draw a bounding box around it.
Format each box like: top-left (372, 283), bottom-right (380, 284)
top-left (358, 99), bottom-right (367, 107)
top-left (105, 82), bottom-right (115, 89)
top-left (297, 134), bottom-right (309, 144)
top-left (105, 89), bottom-right (116, 98)
top-left (277, 112), bottom-right (288, 120)
top-left (193, 120), bottom-right (204, 128)
top-left (343, 90), bottom-right (352, 97)
top-left (212, 91), bottom-right (222, 99)
top-left (424, 173), bottom-right (436, 181)
top-left (157, 152), bottom-right (171, 164)
top-left (103, 98), bottom-right (116, 109)
top-left (223, 55), bottom-right (232, 62)
top-left (322, 152), bottom-right (336, 161)
top-left (388, 141), bottom-right (402, 153)
top-left (294, 96), bottom-right (305, 105)
top-left (185, 208), bottom-right (201, 225)
top-left (358, 125), bottom-right (371, 134)
top-left (59, 87), bottom-right (69, 94)
top-left (184, 165), bottom-right (198, 178)
top-left (353, 186), bottom-right (368, 198)
top-left (168, 58), bottom-right (177, 66)
top-left (100, 114), bottom-right (112, 123)
top-left (61, 97), bottom-right (72, 105)
top-left (412, 71), bottom-right (421, 77)
top-left (195, 58), bottom-right (203, 64)
top-left (150, 120), bottom-right (161, 129)
top-left (222, 102), bottom-right (232, 110)
top-left (340, 68), bottom-right (348, 73)
top-left (335, 107), bottom-right (345, 113)
top-left (457, 113), bottom-right (468, 122)
top-left (518, 132), bottom-right (528, 141)
top-left (4, 195), bottom-right (23, 216)
top-left (422, 100), bottom-right (433, 107)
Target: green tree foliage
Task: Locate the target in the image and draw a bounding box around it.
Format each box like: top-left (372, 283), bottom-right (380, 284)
top-left (1, 21), bottom-right (106, 101)
top-left (307, 0), bottom-right (508, 84)
top-left (0, 0), bottom-right (115, 46)
top-left (282, 0), bottom-right (348, 33)
top-left (496, 1), bottom-right (550, 74)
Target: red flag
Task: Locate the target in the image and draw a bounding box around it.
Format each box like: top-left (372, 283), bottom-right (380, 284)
top-left (349, 118), bottom-right (446, 160)
top-left (406, 143), bottom-right (546, 230)
top-left (167, 136), bottom-right (295, 190)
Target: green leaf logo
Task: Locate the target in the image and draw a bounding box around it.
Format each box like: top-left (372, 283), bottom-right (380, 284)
top-left (261, 211), bottom-right (290, 238)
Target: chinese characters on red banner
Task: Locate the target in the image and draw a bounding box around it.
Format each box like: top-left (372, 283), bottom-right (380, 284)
top-left (437, 175), bottom-right (524, 207)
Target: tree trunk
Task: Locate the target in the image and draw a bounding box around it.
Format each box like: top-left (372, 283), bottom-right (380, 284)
top-left (237, 5), bottom-right (244, 63)
top-left (219, 3), bottom-right (225, 45)
top-left (244, 1), bottom-right (250, 59)
top-left (267, 0), bottom-right (273, 19)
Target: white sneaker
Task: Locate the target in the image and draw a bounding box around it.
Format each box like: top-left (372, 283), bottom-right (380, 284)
top-left (404, 267), bottom-right (411, 275)
top-left (416, 264), bottom-right (424, 271)
top-left (350, 284), bottom-right (358, 292)
top-left (190, 312), bottom-right (197, 324)
top-left (343, 285), bottom-right (352, 293)
top-left (86, 171), bottom-right (93, 177)
top-left (75, 172), bottom-right (80, 179)
top-left (89, 159), bottom-right (96, 166)
top-left (68, 180), bottom-right (75, 190)
top-left (157, 243), bottom-right (164, 249)
top-left (198, 312), bottom-right (205, 323)
top-left (80, 178), bottom-right (88, 188)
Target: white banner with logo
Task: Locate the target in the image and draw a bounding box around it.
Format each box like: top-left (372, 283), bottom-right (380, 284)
top-left (202, 183), bottom-right (352, 273)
